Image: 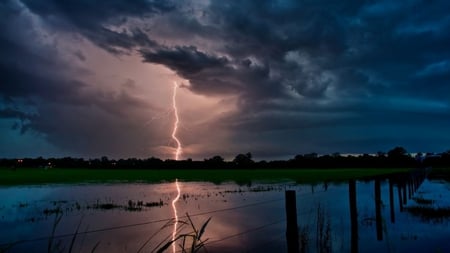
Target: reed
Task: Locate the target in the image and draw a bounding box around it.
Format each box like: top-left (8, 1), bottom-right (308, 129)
top-left (156, 214), bottom-right (211, 253)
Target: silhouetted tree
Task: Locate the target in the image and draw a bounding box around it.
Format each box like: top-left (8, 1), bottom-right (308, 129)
top-left (205, 156), bottom-right (225, 163)
top-left (376, 151), bottom-right (386, 157)
top-left (4, 145), bottom-right (450, 170)
top-left (233, 153), bottom-right (254, 167)
top-left (387, 146), bottom-right (408, 158)
top-left (386, 146), bottom-right (417, 167)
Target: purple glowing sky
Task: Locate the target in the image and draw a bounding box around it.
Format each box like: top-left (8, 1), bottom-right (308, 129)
top-left (1, 0), bottom-right (450, 160)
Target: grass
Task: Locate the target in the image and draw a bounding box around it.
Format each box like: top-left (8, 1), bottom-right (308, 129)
top-left (297, 204), bottom-right (333, 253)
top-left (156, 214), bottom-right (211, 253)
top-left (2, 209), bottom-right (209, 253)
top-left (0, 167), bottom-right (410, 186)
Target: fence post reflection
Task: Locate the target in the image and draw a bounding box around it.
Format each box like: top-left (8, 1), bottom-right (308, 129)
top-left (375, 179), bottom-right (383, 241)
top-left (408, 178), bottom-right (412, 199)
top-left (397, 183), bottom-right (404, 212)
top-left (389, 179), bottom-right (395, 223)
top-left (402, 182), bottom-right (407, 205)
top-left (285, 190), bottom-right (299, 253)
top-left (349, 180), bottom-right (358, 253)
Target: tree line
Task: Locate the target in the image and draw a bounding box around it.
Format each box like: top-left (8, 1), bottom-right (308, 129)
top-left (1, 147), bottom-right (450, 170)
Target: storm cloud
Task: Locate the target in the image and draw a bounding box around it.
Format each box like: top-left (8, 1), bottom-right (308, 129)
top-left (1, 0), bottom-right (450, 159)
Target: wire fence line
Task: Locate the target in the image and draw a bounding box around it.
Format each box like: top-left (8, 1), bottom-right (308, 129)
top-left (184, 208), bottom-right (316, 253)
top-left (0, 187), bottom-right (330, 249)
top-left (204, 218), bottom-right (286, 246)
top-left (176, 219), bottom-right (287, 253)
top-left (204, 209), bottom-right (315, 247)
top-left (0, 197), bottom-right (285, 247)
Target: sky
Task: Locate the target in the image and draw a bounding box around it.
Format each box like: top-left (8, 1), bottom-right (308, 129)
top-left (1, 0), bottom-right (450, 160)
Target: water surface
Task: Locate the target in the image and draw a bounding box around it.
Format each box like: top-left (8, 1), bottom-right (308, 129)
top-left (0, 178), bottom-right (449, 253)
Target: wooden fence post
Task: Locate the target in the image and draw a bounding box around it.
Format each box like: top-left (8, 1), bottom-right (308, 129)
top-left (285, 190), bottom-right (299, 253)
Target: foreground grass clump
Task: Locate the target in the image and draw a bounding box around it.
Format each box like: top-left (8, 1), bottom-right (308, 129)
top-left (0, 168), bottom-right (408, 185)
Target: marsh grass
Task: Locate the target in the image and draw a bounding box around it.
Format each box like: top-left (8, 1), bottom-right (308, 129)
top-left (45, 212), bottom-right (99, 253)
top-left (316, 204), bottom-right (332, 253)
top-left (2, 210), bottom-right (210, 253)
top-left (297, 205), bottom-right (333, 253)
top-left (48, 211), bottom-right (64, 253)
top-left (86, 199), bottom-right (164, 211)
top-left (298, 224), bottom-right (310, 253)
top-left (156, 214), bottom-right (211, 253)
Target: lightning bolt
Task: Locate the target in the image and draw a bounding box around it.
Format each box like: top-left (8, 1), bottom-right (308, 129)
top-left (171, 179), bottom-right (181, 253)
top-left (171, 82), bottom-right (182, 160)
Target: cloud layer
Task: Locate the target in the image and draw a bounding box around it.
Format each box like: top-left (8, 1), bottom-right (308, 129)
top-left (1, 0), bottom-right (450, 159)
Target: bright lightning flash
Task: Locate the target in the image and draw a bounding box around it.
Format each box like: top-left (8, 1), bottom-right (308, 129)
top-left (171, 82), bottom-right (182, 160)
top-left (171, 179), bottom-right (181, 253)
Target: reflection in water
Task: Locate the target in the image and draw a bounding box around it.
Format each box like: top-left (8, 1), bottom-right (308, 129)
top-left (389, 179), bottom-right (395, 223)
top-left (171, 179), bottom-right (181, 253)
top-left (374, 179), bottom-right (383, 241)
top-left (0, 173), bottom-right (449, 253)
top-left (348, 180), bottom-right (358, 253)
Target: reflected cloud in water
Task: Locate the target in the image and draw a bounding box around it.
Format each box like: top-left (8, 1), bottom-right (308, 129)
top-left (0, 175), bottom-right (449, 253)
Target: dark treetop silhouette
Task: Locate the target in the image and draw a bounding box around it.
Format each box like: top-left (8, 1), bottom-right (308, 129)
top-left (2, 147), bottom-right (450, 170)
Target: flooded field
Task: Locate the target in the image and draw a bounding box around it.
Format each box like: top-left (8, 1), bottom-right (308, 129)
top-left (0, 176), bottom-right (449, 253)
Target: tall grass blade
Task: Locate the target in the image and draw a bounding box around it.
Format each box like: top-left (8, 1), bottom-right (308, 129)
top-left (156, 239), bottom-right (176, 253)
top-left (198, 217), bottom-right (211, 240)
top-left (90, 242), bottom-right (100, 253)
top-left (151, 221), bottom-right (187, 253)
top-left (68, 218), bottom-right (83, 253)
top-left (48, 211), bottom-right (62, 253)
top-left (185, 214), bottom-right (197, 234)
top-left (137, 220), bottom-right (173, 253)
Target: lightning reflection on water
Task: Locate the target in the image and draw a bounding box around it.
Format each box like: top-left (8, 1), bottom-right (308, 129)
top-left (171, 179), bottom-right (181, 253)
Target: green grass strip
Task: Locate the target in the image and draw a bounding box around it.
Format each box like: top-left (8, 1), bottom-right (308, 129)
top-left (0, 168), bottom-right (410, 186)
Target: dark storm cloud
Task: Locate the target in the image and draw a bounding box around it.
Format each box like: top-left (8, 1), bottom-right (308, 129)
top-left (0, 0), bottom-right (166, 157)
top-left (141, 45), bottom-right (280, 96)
top-left (133, 1), bottom-right (370, 103)
top-left (21, 0), bottom-right (174, 54)
top-left (158, 0), bottom-right (450, 155)
top-left (141, 46), bottom-right (229, 76)
top-left (140, 46), bottom-right (239, 95)
top-left (195, 0), bottom-right (450, 101)
top-left (177, 0), bottom-right (351, 100)
top-left (0, 2), bottom-right (82, 100)
top-left (2, 0), bottom-right (450, 158)
top-left (0, 108), bottom-right (32, 120)
top-left (22, 0), bottom-right (174, 24)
